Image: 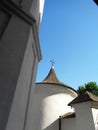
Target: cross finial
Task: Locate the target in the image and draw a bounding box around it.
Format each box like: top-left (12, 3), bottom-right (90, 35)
top-left (50, 59), bottom-right (55, 68)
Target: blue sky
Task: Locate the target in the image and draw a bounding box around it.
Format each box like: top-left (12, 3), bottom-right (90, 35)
top-left (36, 0), bottom-right (98, 90)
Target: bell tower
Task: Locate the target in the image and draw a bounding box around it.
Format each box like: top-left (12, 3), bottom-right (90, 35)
top-left (0, 0), bottom-right (44, 130)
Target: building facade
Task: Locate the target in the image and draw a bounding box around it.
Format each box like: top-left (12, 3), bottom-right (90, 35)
top-left (0, 1), bottom-right (97, 130)
top-left (32, 67), bottom-right (77, 130)
top-left (32, 67), bottom-right (98, 130)
top-left (0, 0), bottom-right (44, 130)
top-left (60, 91), bottom-right (98, 130)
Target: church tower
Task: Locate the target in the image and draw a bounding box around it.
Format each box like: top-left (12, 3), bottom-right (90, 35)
top-left (0, 0), bottom-right (44, 130)
top-left (32, 66), bottom-right (77, 130)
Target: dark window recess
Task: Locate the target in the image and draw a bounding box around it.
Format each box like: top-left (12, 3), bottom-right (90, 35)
top-left (0, 9), bottom-right (10, 39)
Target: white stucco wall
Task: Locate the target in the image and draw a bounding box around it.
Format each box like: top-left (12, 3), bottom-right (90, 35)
top-left (31, 83), bottom-right (77, 130)
top-left (5, 26), bottom-right (39, 130)
top-left (61, 118), bottom-right (76, 130)
top-left (92, 107), bottom-right (98, 130)
top-left (0, 0), bottom-right (43, 129)
top-left (39, 0), bottom-right (45, 21)
top-left (62, 101), bottom-right (95, 130)
top-left (30, 0), bottom-right (45, 26)
top-left (74, 102), bottom-right (95, 130)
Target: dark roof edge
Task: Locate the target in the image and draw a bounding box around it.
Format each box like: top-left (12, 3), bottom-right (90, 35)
top-left (68, 99), bottom-right (92, 106)
top-left (68, 91), bottom-right (98, 106)
top-left (36, 82), bottom-right (78, 94)
top-left (93, 0), bottom-right (98, 5)
top-left (59, 112), bottom-right (76, 119)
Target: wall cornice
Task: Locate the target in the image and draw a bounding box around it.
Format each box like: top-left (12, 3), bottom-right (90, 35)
top-left (0, 0), bottom-right (42, 61)
top-left (0, 0), bottom-right (36, 25)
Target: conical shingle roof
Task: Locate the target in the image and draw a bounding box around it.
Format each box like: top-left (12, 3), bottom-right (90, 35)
top-left (36, 66), bottom-right (77, 94)
top-left (42, 67), bottom-right (60, 84)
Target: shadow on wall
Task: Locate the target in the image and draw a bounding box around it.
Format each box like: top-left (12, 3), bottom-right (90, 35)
top-left (43, 119), bottom-right (59, 130)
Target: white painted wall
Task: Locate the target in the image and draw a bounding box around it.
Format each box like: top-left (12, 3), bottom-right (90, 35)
top-left (5, 26), bottom-right (39, 130)
top-left (74, 102), bottom-right (95, 130)
top-left (39, 0), bottom-right (45, 21)
top-left (31, 83), bottom-right (77, 130)
top-left (0, 0), bottom-right (43, 129)
top-left (62, 101), bottom-right (95, 130)
top-left (30, 0), bottom-right (45, 26)
top-left (62, 118), bottom-right (76, 130)
top-left (92, 107), bottom-right (98, 130)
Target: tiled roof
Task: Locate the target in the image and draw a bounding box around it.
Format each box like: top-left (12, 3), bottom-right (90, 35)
top-left (68, 91), bottom-right (98, 106)
top-left (59, 112), bottom-right (76, 119)
top-left (42, 67), bottom-right (60, 84)
top-left (36, 67), bottom-right (77, 94)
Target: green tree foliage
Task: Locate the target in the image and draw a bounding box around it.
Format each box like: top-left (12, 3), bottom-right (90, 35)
top-left (77, 82), bottom-right (98, 96)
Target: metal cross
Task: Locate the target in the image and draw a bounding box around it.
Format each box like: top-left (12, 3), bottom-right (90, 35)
top-left (50, 59), bottom-right (55, 67)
